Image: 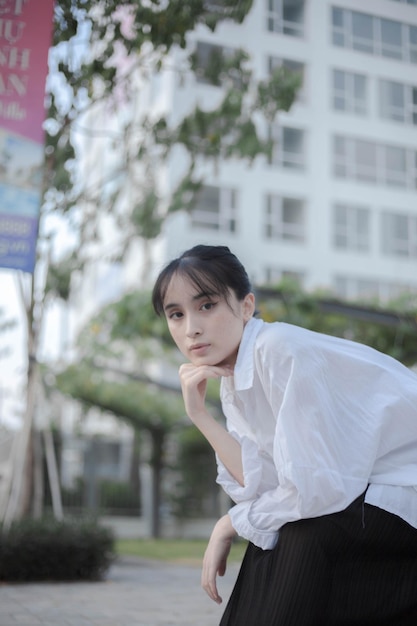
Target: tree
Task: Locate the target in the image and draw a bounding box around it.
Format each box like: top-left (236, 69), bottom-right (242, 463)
top-left (45, 0), bottom-right (302, 280)
top-left (256, 281), bottom-right (417, 366)
top-left (54, 280), bottom-right (417, 536)
top-left (3, 0), bottom-right (301, 526)
top-left (54, 290), bottom-right (223, 536)
top-left (55, 362), bottom-right (185, 538)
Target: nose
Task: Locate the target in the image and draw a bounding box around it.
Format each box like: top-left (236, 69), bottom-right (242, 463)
top-left (185, 315), bottom-right (202, 338)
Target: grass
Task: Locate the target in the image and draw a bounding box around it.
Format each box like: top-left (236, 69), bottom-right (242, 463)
top-left (116, 538), bottom-right (247, 565)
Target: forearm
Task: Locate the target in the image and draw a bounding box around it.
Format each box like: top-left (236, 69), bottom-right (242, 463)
top-left (178, 363), bottom-right (243, 485)
top-left (193, 410), bottom-right (244, 487)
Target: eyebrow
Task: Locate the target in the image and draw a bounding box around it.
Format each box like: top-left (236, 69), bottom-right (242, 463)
top-left (163, 290), bottom-right (218, 312)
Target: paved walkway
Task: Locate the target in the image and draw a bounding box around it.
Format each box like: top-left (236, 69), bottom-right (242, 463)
top-left (0, 557), bottom-right (239, 626)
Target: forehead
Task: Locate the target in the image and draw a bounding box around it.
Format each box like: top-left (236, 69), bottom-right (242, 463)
top-left (164, 273), bottom-right (202, 302)
top-left (162, 271), bottom-right (234, 311)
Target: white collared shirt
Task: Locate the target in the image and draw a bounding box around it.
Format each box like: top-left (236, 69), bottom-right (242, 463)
top-left (218, 317), bottom-right (417, 549)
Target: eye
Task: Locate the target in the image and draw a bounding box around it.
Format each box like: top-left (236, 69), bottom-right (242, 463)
top-left (168, 311), bottom-right (183, 320)
top-left (201, 301), bottom-right (217, 311)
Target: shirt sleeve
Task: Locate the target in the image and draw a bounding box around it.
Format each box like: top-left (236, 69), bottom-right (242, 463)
top-left (219, 325), bottom-right (388, 550)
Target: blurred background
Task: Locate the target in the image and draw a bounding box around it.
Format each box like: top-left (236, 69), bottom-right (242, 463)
top-left (1, 0), bottom-right (416, 541)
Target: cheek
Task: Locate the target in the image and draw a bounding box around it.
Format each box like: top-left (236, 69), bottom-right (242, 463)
top-left (167, 324), bottom-right (183, 348)
top-left (223, 316), bottom-right (244, 336)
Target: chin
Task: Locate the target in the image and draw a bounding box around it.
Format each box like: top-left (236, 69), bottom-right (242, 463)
top-left (191, 354), bottom-right (222, 367)
top-left (214, 356), bottom-right (234, 368)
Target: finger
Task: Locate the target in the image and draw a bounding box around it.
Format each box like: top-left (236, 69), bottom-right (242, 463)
top-left (181, 365), bottom-right (233, 381)
top-left (202, 575), bottom-right (222, 604)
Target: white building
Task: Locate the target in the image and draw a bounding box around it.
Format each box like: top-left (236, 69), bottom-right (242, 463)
top-left (38, 0), bottom-right (417, 527)
top-left (62, 0), bottom-right (417, 414)
top-left (144, 0), bottom-right (417, 304)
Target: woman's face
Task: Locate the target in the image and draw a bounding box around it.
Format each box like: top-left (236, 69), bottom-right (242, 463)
top-left (163, 273), bottom-right (255, 367)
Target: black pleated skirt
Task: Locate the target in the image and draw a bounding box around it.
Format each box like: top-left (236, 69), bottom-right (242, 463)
top-left (220, 493), bottom-right (417, 626)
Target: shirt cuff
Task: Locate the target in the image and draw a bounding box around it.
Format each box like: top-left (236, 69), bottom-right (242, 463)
top-left (229, 502), bottom-right (279, 550)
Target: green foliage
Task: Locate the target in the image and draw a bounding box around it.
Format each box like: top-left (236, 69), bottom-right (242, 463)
top-left (55, 363), bottom-right (185, 432)
top-left (76, 291), bottom-right (172, 361)
top-left (257, 66), bottom-right (303, 121)
top-left (167, 166), bottom-right (203, 215)
top-left (60, 477), bottom-right (84, 509)
top-left (190, 46), bottom-right (251, 88)
top-left (0, 517), bottom-right (115, 582)
top-left (172, 88), bottom-right (270, 164)
top-left (170, 426), bottom-right (218, 519)
top-left (130, 191), bottom-right (164, 240)
top-left (50, 0), bottom-right (254, 127)
top-left (45, 0), bottom-right (299, 250)
top-left (157, 57), bottom-right (299, 169)
top-left (43, 117), bottom-right (76, 202)
top-left (257, 283), bottom-right (417, 367)
top-left (94, 1), bottom-right (254, 57)
top-left (0, 308), bottom-right (17, 360)
top-left (45, 253), bottom-right (79, 301)
top-left (116, 538), bottom-right (247, 563)
top-left (53, 477), bottom-right (141, 515)
top-left (53, 0), bottom-right (90, 47)
top-left (71, 289), bottom-right (223, 407)
top-left (99, 480), bottom-right (140, 515)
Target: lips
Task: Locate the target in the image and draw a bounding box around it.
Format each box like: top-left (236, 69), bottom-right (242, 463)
top-left (190, 343), bottom-right (210, 353)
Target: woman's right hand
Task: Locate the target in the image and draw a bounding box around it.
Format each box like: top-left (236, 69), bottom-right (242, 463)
top-left (179, 362), bottom-right (232, 423)
top-left (179, 363), bottom-right (244, 486)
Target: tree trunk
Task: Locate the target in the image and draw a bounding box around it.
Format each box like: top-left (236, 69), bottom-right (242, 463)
top-left (32, 428), bottom-right (44, 518)
top-left (150, 429), bottom-right (165, 538)
top-left (2, 358), bottom-right (38, 530)
top-left (43, 429), bottom-right (64, 520)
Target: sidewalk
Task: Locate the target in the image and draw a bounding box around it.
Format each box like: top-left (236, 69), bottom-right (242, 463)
top-left (0, 557), bottom-right (239, 626)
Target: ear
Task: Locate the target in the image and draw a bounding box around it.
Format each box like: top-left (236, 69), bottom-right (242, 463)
top-left (242, 292), bottom-right (256, 321)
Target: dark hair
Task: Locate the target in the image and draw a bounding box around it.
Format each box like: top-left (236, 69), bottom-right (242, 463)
top-left (152, 245), bottom-right (253, 316)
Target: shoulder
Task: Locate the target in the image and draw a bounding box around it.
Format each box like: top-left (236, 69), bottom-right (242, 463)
top-left (255, 320), bottom-right (314, 353)
top-left (254, 320), bottom-right (357, 370)
top-left (250, 321), bottom-right (312, 376)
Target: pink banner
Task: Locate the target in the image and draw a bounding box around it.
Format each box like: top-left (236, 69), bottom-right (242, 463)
top-left (0, 0), bottom-right (55, 273)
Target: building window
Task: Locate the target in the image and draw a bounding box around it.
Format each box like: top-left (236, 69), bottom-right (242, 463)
top-left (333, 136), bottom-right (377, 183)
top-left (332, 69), bottom-right (367, 115)
top-left (385, 145), bottom-right (407, 187)
top-left (333, 203), bottom-right (370, 252)
top-left (192, 41), bottom-right (238, 86)
top-left (267, 0), bottom-right (305, 37)
top-left (265, 194), bottom-right (305, 242)
top-left (268, 56), bottom-right (305, 100)
top-left (381, 211), bottom-right (417, 258)
top-left (333, 275), bottom-right (380, 301)
top-left (379, 79), bottom-right (417, 125)
top-left (381, 18), bottom-right (403, 59)
top-left (352, 11), bottom-right (374, 54)
top-left (191, 185), bottom-right (237, 232)
top-left (264, 267), bottom-right (304, 286)
top-left (269, 125), bottom-right (305, 170)
top-left (333, 135), bottom-right (417, 189)
top-left (334, 275), bottom-right (417, 303)
top-left (331, 7), bottom-right (417, 63)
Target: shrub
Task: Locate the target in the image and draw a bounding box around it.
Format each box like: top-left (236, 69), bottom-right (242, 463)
top-left (0, 517), bottom-right (115, 582)
top-left (99, 479), bottom-right (141, 515)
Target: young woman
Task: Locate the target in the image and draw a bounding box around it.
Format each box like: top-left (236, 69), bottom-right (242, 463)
top-left (152, 244), bottom-right (417, 626)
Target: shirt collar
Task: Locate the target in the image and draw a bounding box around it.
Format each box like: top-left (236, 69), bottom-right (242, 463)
top-left (233, 317), bottom-right (264, 391)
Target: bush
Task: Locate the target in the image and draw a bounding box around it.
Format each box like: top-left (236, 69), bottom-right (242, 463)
top-left (0, 517), bottom-right (115, 582)
top-left (99, 480), bottom-right (141, 515)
